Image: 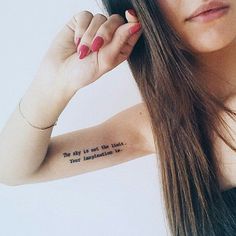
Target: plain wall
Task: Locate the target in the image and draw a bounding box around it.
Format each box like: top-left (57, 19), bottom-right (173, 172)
top-left (0, 1), bottom-right (169, 235)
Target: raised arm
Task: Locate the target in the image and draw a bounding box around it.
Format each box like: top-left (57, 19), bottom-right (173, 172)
top-left (0, 10), bottom-right (146, 185)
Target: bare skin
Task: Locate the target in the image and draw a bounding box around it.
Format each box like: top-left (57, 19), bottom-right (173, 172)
top-left (157, 0), bottom-right (236, 191)
top-left (0, 4), bottom-right (236, 192)
top-left (212, 98), bottom-right (236, 191)
top-left (0, 10), bottom-right (146, 186)
top-left (4, 102), bottom-right (155, 186)
top-left (157, 0), bottom-right (236, 102)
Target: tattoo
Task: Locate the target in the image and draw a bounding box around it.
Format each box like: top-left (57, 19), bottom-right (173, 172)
top-left (62, 142), bottom-right (127, 164)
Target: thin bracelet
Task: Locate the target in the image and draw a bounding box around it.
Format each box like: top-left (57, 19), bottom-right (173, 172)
top-left (18, 97), bottom-right (58, 130)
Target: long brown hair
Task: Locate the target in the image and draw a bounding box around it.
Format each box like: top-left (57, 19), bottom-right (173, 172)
top-left (100, 0), bottom-right (236, 235)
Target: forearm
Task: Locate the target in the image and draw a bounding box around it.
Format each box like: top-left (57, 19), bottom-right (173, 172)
top-left (0, 77), bottom-right (75, 184)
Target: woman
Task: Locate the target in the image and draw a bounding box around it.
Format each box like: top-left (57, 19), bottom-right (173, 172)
top-left (0, 0), bottom-right (236, 235)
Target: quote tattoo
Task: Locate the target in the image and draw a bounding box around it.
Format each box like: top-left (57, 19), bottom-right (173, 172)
top-left (62, 142), bottom-right (127, 164)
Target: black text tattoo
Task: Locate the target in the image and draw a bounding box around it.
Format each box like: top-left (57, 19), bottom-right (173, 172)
top-left (62, 141), bottom-right (127, 164)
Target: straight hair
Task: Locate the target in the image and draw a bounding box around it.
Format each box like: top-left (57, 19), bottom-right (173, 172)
top-left (100, 0), bottom-right (236, 235)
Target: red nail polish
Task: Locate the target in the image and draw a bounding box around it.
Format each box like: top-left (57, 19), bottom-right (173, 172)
top-left (129, 23), bottom-right (142, 36)
top-left (91, 36), bottom-right (104, 52)
top-left (78, 45), bottom-right (89, 59)
top-left (127, 9), bottom-right (137, 17)
top-left (76, 37), bottom-right (81, 47)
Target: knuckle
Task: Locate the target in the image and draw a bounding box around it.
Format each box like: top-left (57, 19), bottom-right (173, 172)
top-left (93, 13), bottom-right (107, 21)
top-left (98, 24), bottom-right (106, 32)
top-left (96, 15), bottom-right (125, 41)
top-left (102, 60), bottom-right (114, 70)
top-left (82, 31), bottom-right (94, 41)
top-left (98, 25), bottom-right (112, 38)
top-left (117, 30), bottom-right (126, 42)
top-left (74, 26), bottom-right (84, 38)
top-left (109, 14), bottom-right (125, 23)
top-left (72, 11), bottom-right (93, 25)
top-left (107, 56), bottom-right (117, 66)
top-left (99, 32), bottom-right (112, 43)
top-left (78, 10), bottom-right (93, 18)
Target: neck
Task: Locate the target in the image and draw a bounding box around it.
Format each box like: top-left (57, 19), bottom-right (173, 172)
top-left (195, 37), bottom-right (236, 103)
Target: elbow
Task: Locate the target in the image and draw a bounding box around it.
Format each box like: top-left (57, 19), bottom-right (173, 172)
top-left (0, 181), bottom-right (19, 187)
top-left (0, 177), bottom-right (24, 186)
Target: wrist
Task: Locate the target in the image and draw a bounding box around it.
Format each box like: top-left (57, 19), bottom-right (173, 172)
top-left (33, 73), bottom-right (77, 102)
top-left (20, 77), bottom-right (74, 128)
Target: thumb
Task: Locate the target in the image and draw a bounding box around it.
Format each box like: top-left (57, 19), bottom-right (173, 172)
top-left (125, 9), bottom-right (139, 23)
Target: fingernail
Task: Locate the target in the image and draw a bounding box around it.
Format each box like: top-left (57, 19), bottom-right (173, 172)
top-left (129, 22), bottom-right (142, 36)
top-left (127, 9), bottom-right (137, 17)
top-left (76, 37), bottom-right (81, 48)
top-left (78, 45), bottom-right (89, 59)
top-left (91, 36), bottom-right (104, 52)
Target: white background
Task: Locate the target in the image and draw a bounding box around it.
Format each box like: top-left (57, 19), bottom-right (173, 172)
top-left (0, 1), bottom-right (168, 235)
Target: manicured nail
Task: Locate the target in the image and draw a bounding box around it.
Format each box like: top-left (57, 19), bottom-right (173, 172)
top-left (91, 36), bottom-right (104, 52)
top-left (129, 22), bottom-right (142, 36)
top-left (127, 9), bottom-right (137, 17)
top-left (78, 44), bottom-right (89, 59)
top-left (76, 37), bottom-right (81, 47)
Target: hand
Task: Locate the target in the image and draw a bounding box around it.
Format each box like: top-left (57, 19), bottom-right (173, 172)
top-left (35, 9), bottom-right (142, 97)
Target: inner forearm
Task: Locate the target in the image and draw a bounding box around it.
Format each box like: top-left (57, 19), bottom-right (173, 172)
top-left (0, 77), bottom-right (74, 184)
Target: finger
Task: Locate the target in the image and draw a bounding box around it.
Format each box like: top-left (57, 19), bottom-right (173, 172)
top-left (90, 14), bottom-right (126, 52)
top-left (77, 13), bottom-right (107, 59)
top-left (124, 9), bottom-right (141, 49)
top-left (106, 20), bottom-right (142, 60)
top-left (114, 9), bottom-right (142, 60)
top-left (46, 11), bottom-right (93, 59)
top-left (73, 11), bottom-right (94, 47)
top-left (125, 9), bottom-right (139, 23)
top-left (117, 23), bottom-right (143, 63)
top-left (98, 20), bottom-right (142, 69)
